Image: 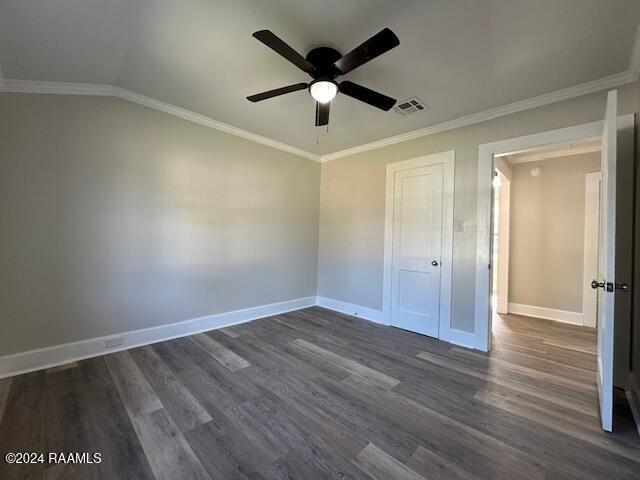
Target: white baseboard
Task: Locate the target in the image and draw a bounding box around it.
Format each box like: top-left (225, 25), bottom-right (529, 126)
top-left (315, 296), bottom-right (385, 325)
top-left (0, 293), bottom-right (498, 378)
top-left (316, 296), bottom-right (477, 350)
top-left (0, 296), bottom-right (316, 379)
top-left (508, 303), bottom-right (584, 326)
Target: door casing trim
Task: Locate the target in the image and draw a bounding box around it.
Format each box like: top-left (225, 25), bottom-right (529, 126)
top-left (475, 119), bottom-right (615, 351)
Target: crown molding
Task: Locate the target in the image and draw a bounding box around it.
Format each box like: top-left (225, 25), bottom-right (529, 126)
top-left (320, 25), bottom-right (640, 162)
top-left (0, 77), bottom-right (115, 96)
top-left (110, 87), bottom-right (320, 161)
top-left (320, 70), bottom-right (636, 162)
top-left (2, 22), bottom-right (639, 165)
top-left (0, 76), bottom-right (321, 162)
top-left (1, 75), bottom-right (629, 166)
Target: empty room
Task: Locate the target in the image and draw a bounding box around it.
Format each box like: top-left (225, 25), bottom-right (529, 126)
top-left (2, 1), bottom-right (640, 479)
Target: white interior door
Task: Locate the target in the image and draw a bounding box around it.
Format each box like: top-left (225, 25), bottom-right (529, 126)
top-left (583, 172), bottom-right (601, 328)
top-left (390, 164), bottom-right (444, 337)
top-left (595, 90), bottom-right (617, 432)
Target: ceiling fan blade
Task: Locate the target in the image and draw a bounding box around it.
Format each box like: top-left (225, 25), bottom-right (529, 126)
top-left (253, 30), bottom-right (315, 74)
top-left (247, 83), bottom-right (309, 102)
top-left (334, 28), bottom-right (399, 75)
top-left (339, 81), bottom-right (396, 111)
top-left (315, 101), bottom-right (330, 126)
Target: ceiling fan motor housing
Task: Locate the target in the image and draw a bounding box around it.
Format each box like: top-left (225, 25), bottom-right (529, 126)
top-left (247, 28), bottom-right (399, 126)
top-left (305, 46), bottom-right (342, 79)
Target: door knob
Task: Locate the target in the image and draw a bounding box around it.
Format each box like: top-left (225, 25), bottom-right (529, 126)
top-left (431, 260), bottom-right (439, 266)
top-left (591, 280), bottom-right (629, 292)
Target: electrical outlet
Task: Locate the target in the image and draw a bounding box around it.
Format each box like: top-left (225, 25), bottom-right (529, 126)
top-left (105, 337), bottom-right (124, 349)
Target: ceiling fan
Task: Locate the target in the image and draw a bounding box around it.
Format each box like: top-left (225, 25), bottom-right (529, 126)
top-left (247, 28), bottom-right (400, 126)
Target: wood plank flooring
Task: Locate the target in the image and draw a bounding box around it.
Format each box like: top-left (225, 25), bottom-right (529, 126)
top-left (0, 307), bottom-right (639, 479)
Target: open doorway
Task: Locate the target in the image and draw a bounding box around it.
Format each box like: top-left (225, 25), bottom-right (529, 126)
top-left (475, 96), bottom-right (636, 432)
top-left (491, 138), bottom-right (602, 334)
top-left (487, 141), bottom-right (605, 412)
top-left (481, 129), bottom-right (613, 432)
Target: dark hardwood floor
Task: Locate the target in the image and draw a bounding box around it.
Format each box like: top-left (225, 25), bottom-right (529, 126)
top-left (0, 307), bottom-right (639, 479)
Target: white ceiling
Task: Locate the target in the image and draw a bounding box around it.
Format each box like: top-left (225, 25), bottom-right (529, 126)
top-left (1, 0), bottom-right (639, 155)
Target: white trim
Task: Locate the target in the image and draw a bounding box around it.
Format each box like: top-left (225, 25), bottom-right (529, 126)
top-left (0, 78), bottom-right (320, 162)
top-left (0, 296), bottom-right (316, 379)
top-left (321, 26), bottom-right (640, 162)
top-left (320, 72), bottom-right (637, 163)
top-left (508, 303), bottom-right (584, 326)
top-left (475, 120), bottom-right (606, 351)
top-left (316, 296), bottom-right (475, 349)
top-left (508, 142), bottom-right (601, 164)
top-left (0, 75), bottom-right (627, 166)
top-left (583, 172), bottom-right (602, 328)
top-left (111, 87), bottom-right (319, 161)
top-left (315, 296), bottom-right (385, 324)
top-left (494, 156), bottom-right (512, 181)
top-left (0, 78), bottom-right (114, 96)
top-left (382, 151), bottom-right (455, 341)
top-left (495, 171), bottom-right (510, 315)
top-left (2, 19), bottom-right (639, 166)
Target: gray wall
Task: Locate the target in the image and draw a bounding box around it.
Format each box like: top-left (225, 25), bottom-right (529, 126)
top-left (0, 93), bottom-right (320, 356)
top-left (2, 82), bottom-right (639, 357)
top-left (509, 153), bottom-right (601, 312)
top-left (614, 111), bottom-right (636, 389)
top-left (318, 80), bottom-right (640, 334)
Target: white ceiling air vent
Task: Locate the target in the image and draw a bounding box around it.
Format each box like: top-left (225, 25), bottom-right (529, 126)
top-left (393, 97), bottom-right (429, 116)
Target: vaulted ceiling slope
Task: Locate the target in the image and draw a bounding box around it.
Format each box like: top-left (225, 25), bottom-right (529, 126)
top-left (1, 0), bottom-right (639, 157)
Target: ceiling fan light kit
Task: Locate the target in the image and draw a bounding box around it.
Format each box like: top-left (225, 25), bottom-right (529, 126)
top-left (247, 28), bottom-right (400, 127)
top-left (309, 80), bottom-right (338, 103)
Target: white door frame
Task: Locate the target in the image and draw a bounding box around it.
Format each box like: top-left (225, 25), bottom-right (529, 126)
top-left (383, 151), bottom-right (457, 342)
top-left (583, 172), bottom-right (602, 328)
top-left (494, 169), bottom-right (511, 314)
top-left (474, 120), bottom-right (605, 351)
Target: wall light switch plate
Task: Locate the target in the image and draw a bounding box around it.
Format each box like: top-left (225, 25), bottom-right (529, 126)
top-left (455, 219), bottom-right (465, 232)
